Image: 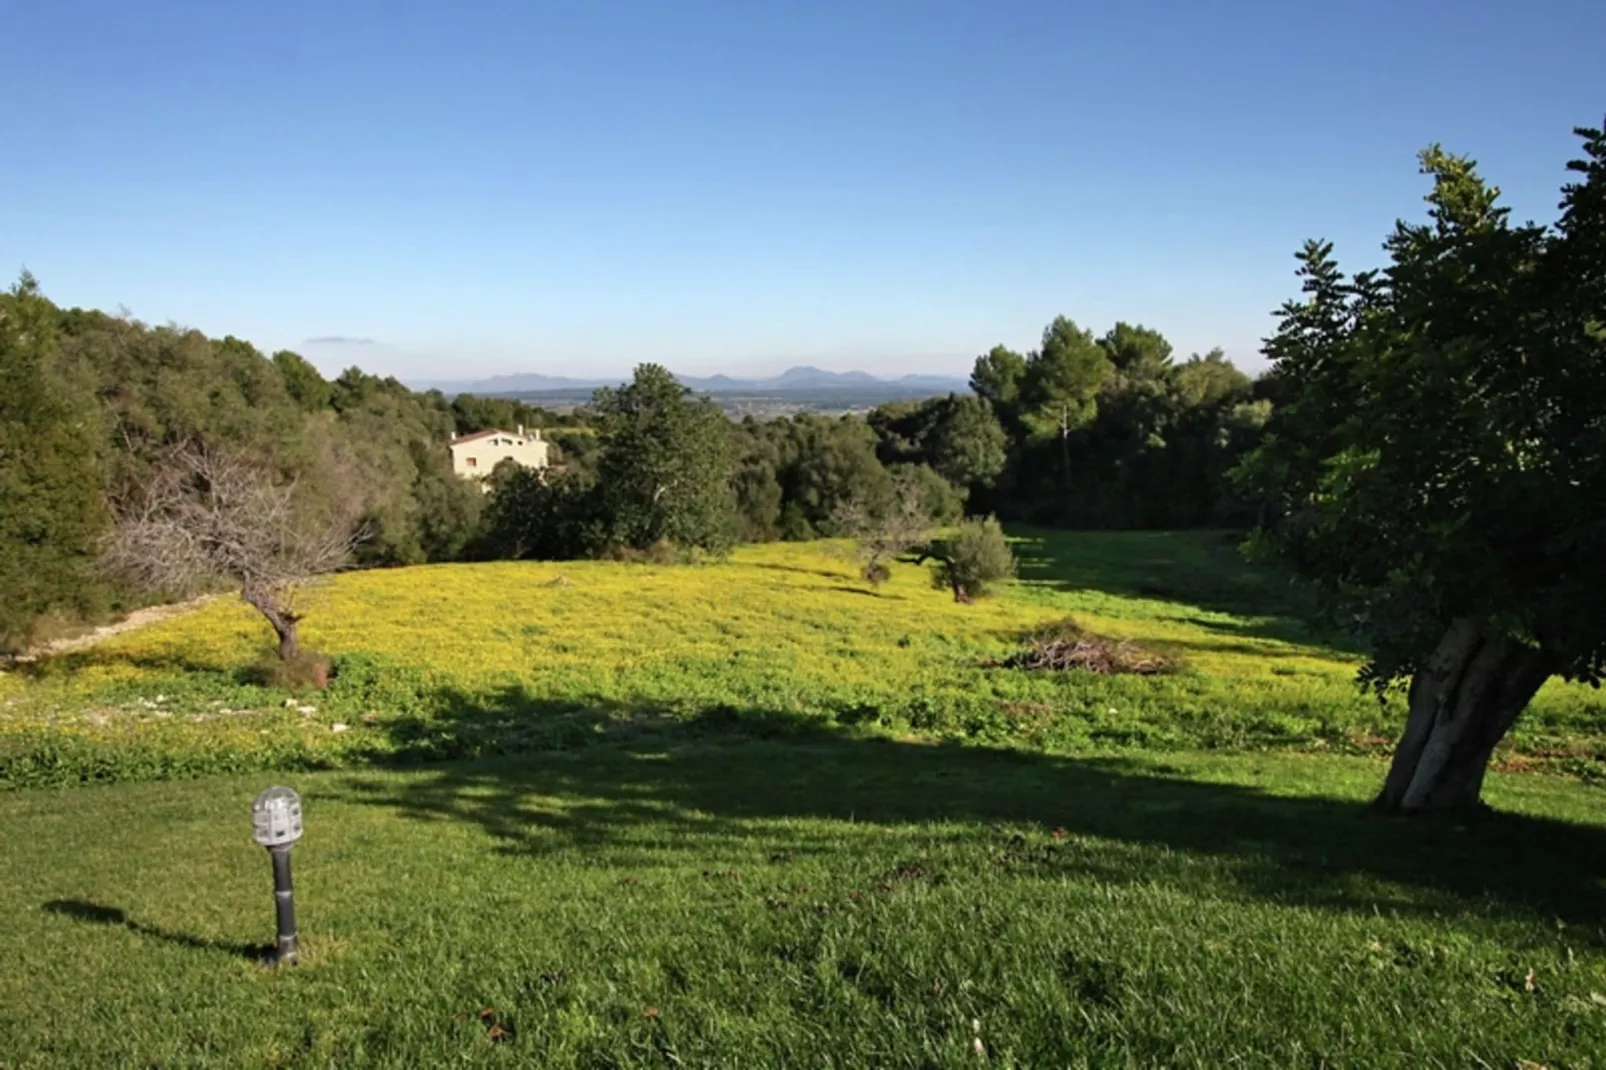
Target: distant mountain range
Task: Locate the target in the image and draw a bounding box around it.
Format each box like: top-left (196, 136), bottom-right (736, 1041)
top-left (412, 365), bottom-right (971, 398)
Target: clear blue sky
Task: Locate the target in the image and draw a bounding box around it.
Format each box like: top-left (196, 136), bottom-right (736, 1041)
top-left (3, 0), bottom-right (1601, 381)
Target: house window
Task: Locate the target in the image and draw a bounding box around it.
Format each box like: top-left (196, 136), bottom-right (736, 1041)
top-left (466, 457), bottom-right (477, 468)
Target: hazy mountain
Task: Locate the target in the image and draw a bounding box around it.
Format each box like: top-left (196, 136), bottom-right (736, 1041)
top-left (412, 372), bottom-right (612, 394)
top-left (688, 373), bottom-right (747, 390)
top-left (411, 366), bottom-right (970, 398)
top-left (770, 365), bottom-right (879, 387)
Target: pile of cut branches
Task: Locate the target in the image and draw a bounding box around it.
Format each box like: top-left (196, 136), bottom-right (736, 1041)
top-left (991, 618), bottom-right (1178, 675)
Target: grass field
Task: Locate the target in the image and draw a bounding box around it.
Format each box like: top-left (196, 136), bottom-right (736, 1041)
top-left (2, 531), bottom-right (1604, 1066)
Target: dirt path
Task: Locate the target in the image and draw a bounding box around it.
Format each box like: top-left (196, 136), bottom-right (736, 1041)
top-left (5, 596), bottom-right (219, 665)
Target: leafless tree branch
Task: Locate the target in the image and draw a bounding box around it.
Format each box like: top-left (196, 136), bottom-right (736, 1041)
top-left (102, 443), bottom-right (366, 658)
top-left (832, 473), bottom-right (932, 588)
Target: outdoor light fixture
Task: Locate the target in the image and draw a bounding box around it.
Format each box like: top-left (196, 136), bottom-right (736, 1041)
top-left (250, 785), bottom-right (303, 965)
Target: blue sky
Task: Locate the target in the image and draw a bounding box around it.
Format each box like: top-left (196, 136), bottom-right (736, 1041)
top-left (3, 0), bottom-right (1601, 381)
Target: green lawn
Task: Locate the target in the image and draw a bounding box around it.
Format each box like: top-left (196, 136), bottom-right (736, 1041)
top-left (2, 530), bottom-right (1603, 1066)
top-left (3, 743), bottom-right (1604, 1067)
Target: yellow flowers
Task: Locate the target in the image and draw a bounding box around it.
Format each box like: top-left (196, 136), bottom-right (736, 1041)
top-left (3, 534), bottom-right (1600, 789)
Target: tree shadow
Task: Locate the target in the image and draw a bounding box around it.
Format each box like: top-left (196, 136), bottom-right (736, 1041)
top-left (42, 899), bottom-right (269, 961)
top-left (1161, 637), bottom-right (1320, 661)
top-left (11, 647), bottom-right (247, 682)
top-left (342, 692), bottom-right (1606, 939)
top-left (1008, 528), bottom-right (1358, 651)
top-left (747, 562), bottom-right (856, 581)
top-left (1174, 613), bottom-right (1348, 650)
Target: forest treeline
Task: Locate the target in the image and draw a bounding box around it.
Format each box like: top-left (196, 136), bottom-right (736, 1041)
top-left (1, 275), bottom-right (1268, 650)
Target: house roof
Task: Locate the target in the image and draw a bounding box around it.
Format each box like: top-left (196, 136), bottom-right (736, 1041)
top-left (450, 428), bottom-right (512, 449)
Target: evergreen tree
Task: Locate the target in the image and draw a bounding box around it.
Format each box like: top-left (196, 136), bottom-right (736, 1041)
top-left (592, 364), bottom-right (739, 553)
top-left (0, 274), bottom-right (108, 651)
top-left (273, 350), bottom-right (333, 412)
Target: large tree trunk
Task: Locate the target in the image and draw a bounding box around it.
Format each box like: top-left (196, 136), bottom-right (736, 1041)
top-left (1374, 618), bottom-right (1552, 814)
top-left (243, 588), bottom-right (301, 661)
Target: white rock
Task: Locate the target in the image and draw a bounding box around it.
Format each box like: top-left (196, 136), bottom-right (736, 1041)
top-left (330, 723), bottom-right (349, 733)
top-left (297, 705), bottom-right (317, 714)
top-left (283, 698), bottom-right (298, 708)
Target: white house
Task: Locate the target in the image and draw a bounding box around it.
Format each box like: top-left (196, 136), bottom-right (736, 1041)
top-left (448, 425), bottom-right (550, 482)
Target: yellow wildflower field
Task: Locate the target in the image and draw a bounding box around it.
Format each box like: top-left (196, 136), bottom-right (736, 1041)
top-left (1, 531), bottom-right (1599, 788)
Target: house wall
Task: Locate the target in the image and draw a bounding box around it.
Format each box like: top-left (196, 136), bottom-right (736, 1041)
top-left (449, 432), bottom-right (550, 480)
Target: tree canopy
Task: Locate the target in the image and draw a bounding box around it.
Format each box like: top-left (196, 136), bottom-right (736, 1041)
top-left (965, 319), bottom-right (1261, 529)
top-left (1234, 123), bottom-right (1606, 811)
top-left (592, 364), bottom-right (740, 554)
top-left (1019, 317), bottom-right (1112, 464)
top-left (0, 275), bottom-right (106, 648)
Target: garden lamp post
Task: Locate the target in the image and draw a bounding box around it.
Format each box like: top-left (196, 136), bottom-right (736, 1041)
top-left (250, 786), bottom-right (303, 965)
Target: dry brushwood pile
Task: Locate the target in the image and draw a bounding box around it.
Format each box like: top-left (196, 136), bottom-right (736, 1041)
top-left (992, 618), bottom-right (1177, 675)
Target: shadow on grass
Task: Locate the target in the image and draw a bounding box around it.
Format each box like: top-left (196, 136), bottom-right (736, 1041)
top-left (338, 691), bottom-right (1606, 938)
top-left (43, 900), bottom-right (269, 961)
top-left (1173, 614), bottom-right (1344, 651)
top-left (1008, 528), bottom-right (1355, 650)
top-left (748, 562), bottom-right (856, 581)
top-left (11, 647), bottom-right (249, 683)
top-left (1161, 637), bottom-right (1318, 661)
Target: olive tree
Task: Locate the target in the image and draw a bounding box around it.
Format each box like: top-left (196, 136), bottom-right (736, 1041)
top-left (104, 443), bottom-right (363, 659)
top-left (1234, 122), bottom-right (1606, 813)
top-left (914, 515), bottom-right (1016, 603)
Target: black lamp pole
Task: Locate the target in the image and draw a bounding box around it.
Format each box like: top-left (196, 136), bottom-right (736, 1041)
top-left (269, 845), bottom-right (299, 964)
top-left (252, 786), bottom-right (305, 966)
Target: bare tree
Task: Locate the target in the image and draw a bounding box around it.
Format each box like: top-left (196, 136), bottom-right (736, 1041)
top-left (832, 474), bottom-right (931, 588)
top-left (103, 444), bottom-right (363, 659)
